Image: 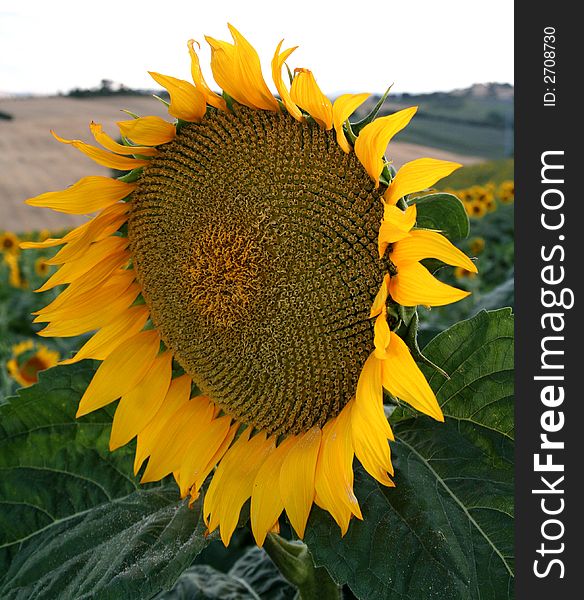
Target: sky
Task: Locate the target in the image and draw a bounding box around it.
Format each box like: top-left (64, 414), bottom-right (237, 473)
top-left (0, 0), bottom-right (514, 96)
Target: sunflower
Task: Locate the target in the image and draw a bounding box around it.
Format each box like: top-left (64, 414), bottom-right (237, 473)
top-left (34, 257), bottom-right (51, 277)
top-left (38, 228), bottom-right (52, 242)
top-left (499, 180), bottom-right (515, 203)
top-left (467, 199), bottom-right (488, 219)
top-left (23, 25), bottom-right (476, 546)
top-left (3, 253), bottom-right (25, 288)
top-left (454, 266), bottom-right (478, 280)
top-left (7, 340), bottom-right (60, 387)
top-left (469, 236), bottom-right (486, 255)
top-left (1, 231), bottom-right (20, 254)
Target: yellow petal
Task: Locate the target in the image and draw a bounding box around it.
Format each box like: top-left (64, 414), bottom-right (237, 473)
top-left (35, 237), bottom-right (129, 292)
top-left (149, 72), bottom-right (206, 122)
top-left (251, 436), bottom-right (295, 546)
top-left (36, 254), bottom-right (131, 315)
top-left (141, 396), bottom-right (215, 483)
top-left (205, 25), bottom-right (279, 112)
top-left (354, 107), bottom-right (418, 187)
top-left (59, 304), bottom-right (149, 364)
top-left (76, 330), bottom-right (160, 417)
top-left (25, 176), bottom-right (136, 215)
top-left (176, 415), bottom-right (233, 497)
top-left (355, 354), bottom-right (393, 440)
top-left (109, 351), bottom-right (173, 450)
top-left (378, 204), bottom-right (417, 258)
top-left (383, 202), bottom-right (417, 231)
top-left (117, 116), bottom-right (176, 146)
top-left (204, 427), bottom-right (250, 524)
top-left (389, 261), bottom-right (471, 307)
top-left (204, 429), bottom-right (275, 546)
top-left (35, 270), bottom-right (135, 323)
top-left (20, 236), bottom-right (68, 250)
top-left (373, 311), bottom-right (391, 359)
top-left (20, 219), bottom-right (92, 250)
top-left (352, 356), bottom-right (395, 486)
top-left (392, 229), bottom-right (477, 272)
top-left (187, 39), bottom-right (227, 111)
top-left (51, 131), bottom-right (149, 170)
top-left (279, 426), bottom-right (321, 539)
top-left (332, 93), bottom-right (370, 153)
top-left (45, 203), bottom-right (129, 266)
top-left (134, 374), bottom-right (192, 474)
top-left (89, 122), bottom-right (158, 156)
top-left (190, 422), bottom-right (239, 497)
top-left (314, 402), bottom-right (362, 536)
top-left (370, 274), bottom-right (390, 317)
top-left (271, 40), bottom-right (303, 122)
top-left (352, 404), bottom-right (395, 487)
top-left (380, 332), bottom-right (443, 421)
top-left (384, 158), bottom-right (462, 205)
top-left (290, 69), bottom-right (333, 130)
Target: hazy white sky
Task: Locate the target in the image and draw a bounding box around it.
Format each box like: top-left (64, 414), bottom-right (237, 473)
top-left (0, 0), bottom-right (513, 96)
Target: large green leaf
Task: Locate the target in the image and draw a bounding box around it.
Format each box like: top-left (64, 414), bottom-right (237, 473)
top-left (410, 193), bottom-right (470, 241)
top-left (305, 309), bottom-right (514, 600)
top-left (0, 363), bottom-right (211, 599)
top-left (158, 547), bottom-right (295, 600)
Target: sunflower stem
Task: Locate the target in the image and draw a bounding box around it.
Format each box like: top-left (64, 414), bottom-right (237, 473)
top-left (264, 534), bottom-right (341, 600)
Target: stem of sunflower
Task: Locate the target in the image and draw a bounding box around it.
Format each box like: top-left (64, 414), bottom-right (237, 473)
top-left (264, 534), bottom-right (341, 600)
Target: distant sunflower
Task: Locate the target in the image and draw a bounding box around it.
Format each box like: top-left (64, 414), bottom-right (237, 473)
top-left (3, 253), bottom-right (25, 288)
top-left (499, 180), bottom-right (515, 203)
top-left (1, 231), bottom-right (20, 254)
top-left (23, 25), bottom-right (476, 546)
top-left (467, 199), bottom-right (488, 219)
top-left (469, 237), bottom-right (486, 255)
top-left (454, 266), bottom-right (478, 280)
top-left (7, 340), bottom-right (59, 387)
top-left (34, 257), bottom-right (51, 277)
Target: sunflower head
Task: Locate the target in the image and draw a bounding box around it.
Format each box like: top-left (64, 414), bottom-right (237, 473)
top-left (34, 257), bottom-right (51, 277)
top-left (24, 25), bottom-right (476, 547)
top-left (454, 266), bottom-right (478, 281)
top-left (469, 236), bottom-right (486, 255)
top-left (1, 231), bottom-right (20, 254)
top-left (467, 199), bottom-right (488, 219)
top-left (7, 340), bottom-right (60, 387)
top-left (499, 180), bottom-right (515, 203)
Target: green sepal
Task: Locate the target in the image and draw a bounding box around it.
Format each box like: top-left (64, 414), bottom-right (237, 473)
top-left (286, 62), bottom-right (294, 86)
top-left (378, 162), bottom-right (397, 188)
top-left (264, 534), bottom-right (341, 600)
top-left (343, 119), bottom-right (357, 145)
top-left (350, 83), bottom-right (393, 135)
top-left (152, 94), bottom-right (170, 108)
top-left (175, 119), bottom-right (190, 134)
top-left (117, 168), bottom-right (143, 183)
top-left (222, 91), bottom-right (235, 111)
top-left (121, 109), bottom-right (140, 119)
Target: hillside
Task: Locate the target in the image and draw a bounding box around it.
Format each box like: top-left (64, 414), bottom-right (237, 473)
top-left (354, 83), bottom-right (514, 159)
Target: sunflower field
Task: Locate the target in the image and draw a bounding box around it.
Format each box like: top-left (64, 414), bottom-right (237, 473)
top-left (0, 26), bottom-right (514, 600)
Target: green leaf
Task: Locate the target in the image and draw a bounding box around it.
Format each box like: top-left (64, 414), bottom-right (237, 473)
top-left (411, 193), bottom-right (470, 241)
top-left (304, 309), bottom-right (514, 600)
top-left (421, 308), bottom-right (514, 438)
top-left (156, 565), bottom-right (259, 599)
top-left (228, 546), bottom-right (296, 600)
top-left (0, 363), bottom-right (211, 599)
top-left (159, 547), bottom-right (296, 600)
